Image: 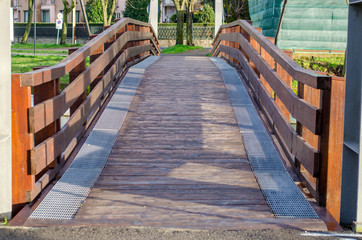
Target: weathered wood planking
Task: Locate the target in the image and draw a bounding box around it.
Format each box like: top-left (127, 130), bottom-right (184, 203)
top-left (74, 56), bottom-right (275, 228)
top-left (11, 19), bottom-right (160, 208)
top-left (212, 19), bottom-right (345, 224)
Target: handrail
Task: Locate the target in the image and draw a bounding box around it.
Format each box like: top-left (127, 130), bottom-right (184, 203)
top-left (213, 20), bottom-right (331, 89)
top-left (11, 18), bottom-right (160, 209)
top-left (20, 18), bottom-right (160, 87)
top-left (212, 20), bottom-right (345, 222)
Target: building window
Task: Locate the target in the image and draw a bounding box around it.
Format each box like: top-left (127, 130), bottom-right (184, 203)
top-left (76, 10), bottom-right (80, 22)
top-left (24, 10), bottom-right (28, 22)
top-left (41, 10), bottom-right (50, 22)
top-left (116, 12), bottom-right (121, 19)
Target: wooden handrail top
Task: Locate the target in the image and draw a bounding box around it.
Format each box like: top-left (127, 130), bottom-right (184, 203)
top-left (20, 18), bottom-right (160, 87)
top-left (213, 20), bottom-right (331, 90)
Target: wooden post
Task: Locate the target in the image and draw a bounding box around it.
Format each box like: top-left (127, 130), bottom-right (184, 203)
top-left (90, 34), bottom-right (104, 91)
top-left (260, 37), bottom-right (275, 97)
top-left (275, 50), bottom-right (293, 121)
top-left (11, 75), bottom-right (34, 213)
top-left (68, 48), bottom-right (87, 115)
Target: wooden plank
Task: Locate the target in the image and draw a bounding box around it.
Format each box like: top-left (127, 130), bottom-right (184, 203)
top-left (30, 45), bottom-right (154, 172)
top-left (69, 48), bottom-right (87, 115)
top-left (29, 39), bottom-right (153, 133)
top-left (212, 21), bottom-right (331, 90)
top-left (20, 18), bottom-right (160, 87)
top-left (215, 46), bottom-right (320, 176)
top-left (11, 74), bottom-right (35, 206)
top-left (216, 36), bottom-right (321, 135)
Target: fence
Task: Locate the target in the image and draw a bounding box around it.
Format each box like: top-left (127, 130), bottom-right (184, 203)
top-left (212, 20), bottom-right (345, 223)
top-left (11, 18), bottom-right (160, 212)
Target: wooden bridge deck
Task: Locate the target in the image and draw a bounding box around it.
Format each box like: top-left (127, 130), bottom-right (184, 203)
top-left (23, 56), bottom-right (326, 230)
top-left (74, 55), bottom-right (273, 228)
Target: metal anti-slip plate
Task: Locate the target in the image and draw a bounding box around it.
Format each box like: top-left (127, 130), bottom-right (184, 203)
top-left (30, 56), bottom-right (160, 221)
top-left (212, 57), bottom-right (319, 219)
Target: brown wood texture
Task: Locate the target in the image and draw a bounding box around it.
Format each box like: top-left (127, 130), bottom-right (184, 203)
top-left (69, 48), bottom-right (87, 115)
top-left (20, 18), bottom-right (160, 87)
top-left (213, 20), bottom-right (331, 90)
top-left (213, 23), bottom-right (345, 224)
top-left (214, 45), bottom-right (319, 176)
top-left (75, 56), bottom-right (276, 228)
top-left (29, 32), bottom-right (155, 134)
top-left (11, 75), bottom-right (35, 205)
top-left (214, 33), bottom-right (321, 135)
top-left (30, 44), bottom-right (154, 173)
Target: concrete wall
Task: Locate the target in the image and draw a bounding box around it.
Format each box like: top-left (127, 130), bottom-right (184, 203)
top-left (0, 4), bottom-right (12, 220)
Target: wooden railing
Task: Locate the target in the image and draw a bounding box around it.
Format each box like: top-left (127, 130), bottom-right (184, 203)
top-left (11, 18), bottom-right (160, 211)
top-left (212, 20), bottom-right (345, 222)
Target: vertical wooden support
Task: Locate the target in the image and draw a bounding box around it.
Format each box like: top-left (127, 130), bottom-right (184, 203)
top-left (275, 50), bottom-right (293, 121)
top-left (11, 75), bottom-right (34, 210)
top-left (90, 34), bottom-right (104, 91)
top-left (69, 48), bottom-right (87, 115)
top-left (260, 37), bottom-right (275, 97)
top-left (324, 76), bottom-right (345, 223)
top-left (318, 84), bottom-right (332, 205)
top-left (127, 24), bottom-right (135, 62)
top-left (250, 27), bottom-right (262, 76)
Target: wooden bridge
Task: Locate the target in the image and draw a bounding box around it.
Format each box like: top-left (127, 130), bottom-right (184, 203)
top-left (10, 18), bottom-right (345, 230)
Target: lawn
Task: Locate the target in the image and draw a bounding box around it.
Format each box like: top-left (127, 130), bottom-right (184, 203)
top-left (12, 49), bottom-right (68, 55)
top-left (162, 45), bottom-right (203, 54)
top-left (11, 54), bottom-right (90, 90)
top-left (12, 43), bottom-right (82, 49)
top-left (294, 56), bottom-right (344, 77)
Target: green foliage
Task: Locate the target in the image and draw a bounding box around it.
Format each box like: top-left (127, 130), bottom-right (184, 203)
top-left (2, 218), bottom-right (8, 226)
top-left (169, 12), bottom-right (186, 23)
top-left (123, 0), bottom-right (150, 22)
top-left (161, 44), bottom-right (203, 54)
top-left (11, 55), bottom-right (67, 73)
top-left (12, 43), bottom-right (82, 49)
top-left (295, 56), bottom-right (344, 77)
top-left (86, 0), bottom-right (116, 23)
top-left (199, 3), bottom-right (214, 23)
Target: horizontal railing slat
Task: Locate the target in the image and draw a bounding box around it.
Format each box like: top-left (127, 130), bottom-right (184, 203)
top-left (29, 31), bottom-right (154, 133)
top-left (213, 20), bottom-right (331, 90)
top-left (30, 44), bottom-right (153, 174)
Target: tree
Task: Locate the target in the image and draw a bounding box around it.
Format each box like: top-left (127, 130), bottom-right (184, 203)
top-left (21, 0), bottom-right (34, 43)
top-left (185, 0), bottom-right (196, 46)
top-left (224, 0), bottom-right (249, 23)
top-left (173, 0), bottom-right (186, 45)
top-left (123, 0), bottom-right (150, 22)
top-left (199, 3), bottom-right (214, 23)
top-left (85, 0), bottom-right (116, 24)
top-left (101, 0), bottom-right (117, 26)
top-left (60, 0), bottom-right (75, 45)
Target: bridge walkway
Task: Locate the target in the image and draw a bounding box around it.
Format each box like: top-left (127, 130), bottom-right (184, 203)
top-left (25, 55), bottom-right (326, 230)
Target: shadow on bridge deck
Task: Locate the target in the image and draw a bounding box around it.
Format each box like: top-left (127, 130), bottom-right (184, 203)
top-left (22, 55), bottom-right (327, 231)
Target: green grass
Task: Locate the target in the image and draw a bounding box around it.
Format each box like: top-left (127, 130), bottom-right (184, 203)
top-left (162, 45), bottom-right (203, 54)
top-left (294, 56), bottom-right (344, 77)
top-left (12, 43), bottom-right (83, 49)
top-left (12, 49), bottom-right (68, 54)
top-left (11, 54), bottom-right (67, 73)
top-left (12, 54), bottom-right (90, 90)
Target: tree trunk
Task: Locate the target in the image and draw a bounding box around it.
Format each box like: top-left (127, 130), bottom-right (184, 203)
top-left (60, 14), bottom-right (68, 45)
top-left (102, 0), bottom-right (108, 26)
top-left (176, 10), bottom-right (184, 45)
top-left (186, 6), bottom-right (193, 46)
top-left (60, 0), bottom-right (75, 45)
top-left (21, 0), bottom-right (34, 44)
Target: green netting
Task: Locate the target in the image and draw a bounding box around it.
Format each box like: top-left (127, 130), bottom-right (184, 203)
top-left (248, 0), bottom-right (285, 37)
top-left (248, 0), bottom-right (348, 50)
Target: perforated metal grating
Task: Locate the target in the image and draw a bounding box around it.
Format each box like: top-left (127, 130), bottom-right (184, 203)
top-left (212, 57), bottom-right (319, 219)
top-left (29, 57), bottom-right (161, 220)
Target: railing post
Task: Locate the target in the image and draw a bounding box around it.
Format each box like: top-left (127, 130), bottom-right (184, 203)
top-left (275, 50), bottom-right (293, 121)
top-left (90, 34), bottom-right (104, 91)
top-left (11, 75), bottom-right (35, 213)
top-left (68, 48), bottom-right (87, 115)
top-left (260, 37), bottom-right (275, 96)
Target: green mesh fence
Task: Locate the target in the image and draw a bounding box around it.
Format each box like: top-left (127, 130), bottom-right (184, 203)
top-left (248, 0), bottom-right (348, 51)
top-left (249, 0), bottom-right (285, 37)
